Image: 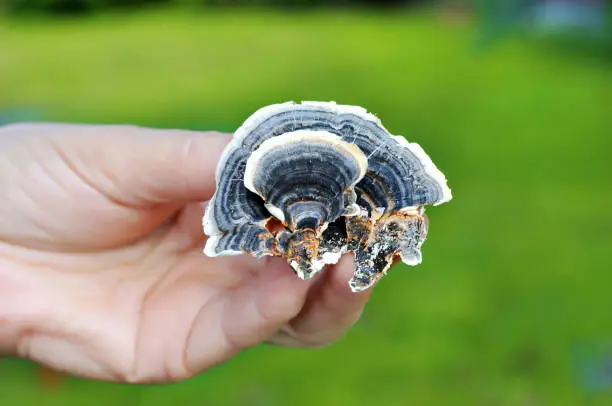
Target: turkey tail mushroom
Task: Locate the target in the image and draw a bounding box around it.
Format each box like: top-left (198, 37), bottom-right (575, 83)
top-left (203, 101), bottom-right (452, 291)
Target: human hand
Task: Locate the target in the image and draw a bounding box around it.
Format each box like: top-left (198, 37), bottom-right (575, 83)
top-left (0, 123), bottom-right (372, 383)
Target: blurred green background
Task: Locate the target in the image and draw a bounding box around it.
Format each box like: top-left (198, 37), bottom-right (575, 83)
top-left (1, 0), bottom-right (612, 405)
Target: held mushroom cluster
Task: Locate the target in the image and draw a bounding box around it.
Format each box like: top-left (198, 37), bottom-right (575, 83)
top-left (203, 101), bottom-right (452, 292)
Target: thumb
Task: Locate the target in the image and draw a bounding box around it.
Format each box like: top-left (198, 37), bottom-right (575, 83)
top-left (40, 123), bottom-right (232, 207)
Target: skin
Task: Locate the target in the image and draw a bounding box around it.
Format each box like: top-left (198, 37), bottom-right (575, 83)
top-left (0, 123), bottom-right (372, 384)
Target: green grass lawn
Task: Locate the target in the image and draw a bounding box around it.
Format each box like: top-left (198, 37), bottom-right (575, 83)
top-left (1, 7), bottom-right (612, 405)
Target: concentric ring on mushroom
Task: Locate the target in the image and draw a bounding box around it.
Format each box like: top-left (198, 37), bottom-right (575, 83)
top-left (203, 101), bottom-right (452, 292)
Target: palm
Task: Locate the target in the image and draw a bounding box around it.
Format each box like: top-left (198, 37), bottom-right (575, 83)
top-left (0, 123), bottom-right (370, 383)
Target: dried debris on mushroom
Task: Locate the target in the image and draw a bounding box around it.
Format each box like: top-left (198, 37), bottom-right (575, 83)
top-left (203, 101), bottom-right (452, 292)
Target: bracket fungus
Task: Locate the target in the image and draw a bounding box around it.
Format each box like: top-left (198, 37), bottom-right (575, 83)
top-left (203, 101), bottom-right (452, 292)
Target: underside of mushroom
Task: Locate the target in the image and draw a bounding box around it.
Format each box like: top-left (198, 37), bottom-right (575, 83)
top-left (203, 101), bottom-right (452, 292)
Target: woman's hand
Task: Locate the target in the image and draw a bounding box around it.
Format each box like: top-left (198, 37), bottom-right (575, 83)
top-left (0, 123), bottom-right (372, 383)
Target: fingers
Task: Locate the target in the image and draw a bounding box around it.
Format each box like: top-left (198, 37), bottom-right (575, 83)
top-left (269, 254), bottom-right (373, 348)
top-left (24, 123), bottom-right (232, 207)
top-left (105, 126), bottom-right (231, 206)
top-left (184, 258), bottom-right (313, 374)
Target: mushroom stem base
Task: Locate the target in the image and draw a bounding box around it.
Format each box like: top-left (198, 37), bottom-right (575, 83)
top-left (346, 209), bottom-right (428, 292)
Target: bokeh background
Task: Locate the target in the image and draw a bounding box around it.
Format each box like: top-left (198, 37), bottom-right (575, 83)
top-left (1, 0), bottom-right (611, 405)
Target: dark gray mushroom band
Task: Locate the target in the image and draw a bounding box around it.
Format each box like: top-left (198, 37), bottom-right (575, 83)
top-left (203, 101), bottom-right (452, 292)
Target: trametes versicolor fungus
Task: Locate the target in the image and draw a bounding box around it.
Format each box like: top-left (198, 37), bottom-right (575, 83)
top-left (203, 101), bottom-right (452, 292)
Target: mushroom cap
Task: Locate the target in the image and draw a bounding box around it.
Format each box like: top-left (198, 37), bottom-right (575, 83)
top-left (243, 130), bottom-right (367, 232)
top-left (210, 102), bottom-right (450, 228)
